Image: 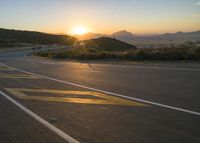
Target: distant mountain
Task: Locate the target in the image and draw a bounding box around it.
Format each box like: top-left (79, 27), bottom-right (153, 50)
top-left (83, 37), bottom-right (137, 51)
top-left (111, 30), bottom-right (200, 43)
top-left (78, 30), bottom-right (200, 46)
top-left (76, 30), bottom-right (135, 43)
top-left (196, 40), bottom-right (200, 44)
top-left (77, 32), bottom-right (106, 40)
top-left (111, 30), bottom-right (135, 41)
top-left (0, 28), bottom-right (77, 45)
top-left (148, 31), bottom-right (200, 41)
top-left (4, 27), bottom-right (198, 48)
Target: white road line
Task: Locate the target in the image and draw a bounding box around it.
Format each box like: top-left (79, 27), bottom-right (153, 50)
top-left (1, 62), bottom-right (200, 116)
top-left (0, 90), bottom-right (80, 143)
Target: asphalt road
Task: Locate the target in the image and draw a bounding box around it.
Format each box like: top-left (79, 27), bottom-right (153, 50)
top-left (0, 49), bottom-right (200, 143)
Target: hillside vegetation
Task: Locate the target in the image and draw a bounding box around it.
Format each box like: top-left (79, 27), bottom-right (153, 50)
top-left (36, 39), bottom-right (200, 61)
top-left (82, 37), bottom-right (136, 51)
top-left (36, 37), bottom-right (137, 59)
top-left (0, 38), bottom-right (18, 48)
top-left (0, 28), bottom-right (77, 47)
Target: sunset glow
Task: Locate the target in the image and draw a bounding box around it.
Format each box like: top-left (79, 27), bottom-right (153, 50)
top-left (72, 26), bottom-right (88, 35)
top-left (0, 0), bottom-right (200, 35)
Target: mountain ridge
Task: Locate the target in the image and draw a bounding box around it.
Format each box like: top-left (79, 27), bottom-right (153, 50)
top-left (77, 30), bottom-right (200, 45)
top-left (0, 28), bottom-right (77, 45)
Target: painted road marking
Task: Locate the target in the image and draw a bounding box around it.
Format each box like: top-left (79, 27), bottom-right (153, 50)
top-left (0, 74), bottom-right (41, 79)
top-left (1, 62), bottom-right (200, 116)
top-left (5, 88), bottom-right (146, 106)
top-left (0, 90), bottom-right (79, 143)
top-left (0, 66), bottom-right (14, 71)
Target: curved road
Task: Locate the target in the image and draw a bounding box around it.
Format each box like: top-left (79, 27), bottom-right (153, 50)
top-left (0, 49), bottom-right (200, 143)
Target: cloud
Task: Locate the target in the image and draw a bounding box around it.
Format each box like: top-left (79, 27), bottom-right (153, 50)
top-left (192, 14), bottom-right (200, 17)
top-left (196, 2), bottom-right (200, 6)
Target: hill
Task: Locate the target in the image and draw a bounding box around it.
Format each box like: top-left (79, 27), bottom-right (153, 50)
top-left (111, 30), bottom-right (135, 41)
top-left (77, 30), bottom-right (200, 47)
top-left (77, 32), bottom-right (107, 40)
top-left (36, 37), bottom-right (137, 60)
top-left (111, 30), bottom-right (200, 45)
top-left (82, 37), bottom-right (137, 51)
top-left (196, 40), bottom-right (200, 44)
top-left (0, 28), bottom-right (77, 45)
top-left (36, 40), bottom-right (200, 61)
top-left (0, 38), bottom-right (18, 48)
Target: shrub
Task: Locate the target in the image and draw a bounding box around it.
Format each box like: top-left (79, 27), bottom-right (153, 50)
top-left (36, 42), bottom-right (200, 61)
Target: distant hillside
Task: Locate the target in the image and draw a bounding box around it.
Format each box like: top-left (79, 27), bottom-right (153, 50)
top-left (78, 30), bottom-right (200, 47)
top-left (36, 39), bottom-right (200, 61)
top-left (112, 30), bottom-right (200, 44)
top-left (111, 30), bottom-right (135, 41)
top-left (36, 37), bottom-right (137, 59)
top-left (196, 40), bottom-right (200, 44)
top-left (0, 28), bottom-right (77, 45)
top-left (83, 37), bottom-right (137, 51)
top-left (77, 32), bottom-right (107, 40)
top-left (146, 31), bottom-right (200, 41)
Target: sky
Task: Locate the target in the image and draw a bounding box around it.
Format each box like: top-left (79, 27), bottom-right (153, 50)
top-left (0, 0), bottom-right (200, 35)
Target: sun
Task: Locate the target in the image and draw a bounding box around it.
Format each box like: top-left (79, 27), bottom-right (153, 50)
top-left (72, 26), bottom-right (88, 35)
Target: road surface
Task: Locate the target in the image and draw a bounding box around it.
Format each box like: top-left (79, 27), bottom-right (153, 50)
top-left (0, 49), bottom-right (200, 143)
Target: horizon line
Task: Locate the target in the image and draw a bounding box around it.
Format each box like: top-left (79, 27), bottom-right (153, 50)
top-left (1, 27), bottom-right (200, 36)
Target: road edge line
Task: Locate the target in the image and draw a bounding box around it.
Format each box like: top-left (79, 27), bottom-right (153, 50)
top-left (0, 90), bottom-right (80, 143)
